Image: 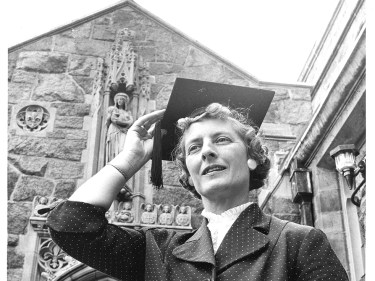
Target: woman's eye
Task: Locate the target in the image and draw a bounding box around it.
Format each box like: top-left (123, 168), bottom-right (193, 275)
top-left (216, 137), bottom-right (230, 143)
top-left (187, 145), bottom-right (200, 154)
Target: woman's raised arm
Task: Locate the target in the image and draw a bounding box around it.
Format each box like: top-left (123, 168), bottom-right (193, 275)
top-left (69, 109), bottom-right (165, 209)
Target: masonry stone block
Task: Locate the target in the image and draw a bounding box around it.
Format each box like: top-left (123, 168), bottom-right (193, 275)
top-left (54, 37), bottom-right (112, 57)
top-left (180, 64), bottom-right (225, 82)
top-left (45, 159), bottom-right (84, 179)
top-left (263, 102), bottom-right (280, 123)
top-left (60, 23), bottom-right (92, 39)
top-left (8, 83), bottom-right (32, 103)
top-left (72, 76), bottom-right (95, 95)
top-left (68, 55), bottom-right (97, 76)
top-left (149, 63), bottom-right (184, 75)
top-left (11, 70), bottom-right (38, 84)
top-left (160, 161), bottom-right (180, 186)
top-left (47, 129), bottom-right (88, 140)
top-left (185, 47), bottom-right (217, 67)
top-left (55, 116), bottom-right (84, 129)
top-left (8, 105), bottom-right (12, 126)
top-left (16, 51), bottom-right (68, 73)
top-left (112, 9), bottom-right (138, 25)
top-left (95, 16), bottom-right (113, 25)
top-left (7, 202), bottom-right (32, 234)
top-left (154, 75), bottom-right (178, 87)
top-left (320, 212), bottom-right (345, 233)
top-left (155, 85), bottom-right (173, 110)
top-left (9, 136), bottom-right (86, 161)
top-left (136, 46), bottom-right (157, 62)
top-left (156, 42), bottom-right (190, 65)
top-left (261, 123), bottom-right (294, 138)
top-left (33, 74), bottom-right (85, 102)
top-left (279, 141), bottom-right (296, 152)
top-left (12, 175), bottom-right (54, 201)
top-left (51, 103), bottom-right (91, 116)
top-left (314, 168), bottom-right (338, 191)
top-left (263, 139), bottom-right (280, 152)
top-left (280, 100), bottom-right (312, 124)
top-left (8, 164), bottom-right (20, 200)
top-left (7, 247), bottom-right (25, 268)
top-left (269, 197), bottom-right (300, 215)
top-left (318, 189), bottom-right (342, 212)
top-left (21, 37), bottom-right (53, 51)
top-left (92, 25), bottom-right (116, 41)
top-left (7, 234), bottom-right (19, 246)
top-left (150, 83), bottom-right (165, 99)
top-left (54, 180), bottom-right (77, 199)
top-left (288, 88), bottom-right (311, 101)
top-left (325, 232), bottom-right (349, 269)
top-left (8, 51), bottom-right (20, 81)
top-left (7, 268), bottom-right (23, 281)
top-left (8, 155), bottom-right (48, 177)
top-left (223, 77), bottom-right (250, 87)
top-left (272, 88), bottom-right (289, 101)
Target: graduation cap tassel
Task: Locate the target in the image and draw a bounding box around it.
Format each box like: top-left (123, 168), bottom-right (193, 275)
top-left (151, 121), bottom-right (163, 189)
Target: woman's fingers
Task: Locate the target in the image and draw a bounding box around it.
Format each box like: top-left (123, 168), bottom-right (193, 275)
top-left (132, 109), bottom-right (165, 129)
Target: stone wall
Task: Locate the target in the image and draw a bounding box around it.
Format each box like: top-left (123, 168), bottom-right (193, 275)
top-left (8, 2), bottom-right (313, 280)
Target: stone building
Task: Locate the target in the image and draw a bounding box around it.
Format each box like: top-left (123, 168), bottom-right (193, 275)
top-left (7, 0), bottom-right (365, 280)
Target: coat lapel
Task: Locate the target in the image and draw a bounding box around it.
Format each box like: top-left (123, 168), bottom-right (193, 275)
top-left (172, 218), bottom-right (216, 266)
top-left (215, 203), bottom-right (271, 272)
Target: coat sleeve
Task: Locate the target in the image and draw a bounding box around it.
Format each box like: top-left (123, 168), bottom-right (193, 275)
top-left (45, 200), bottom-right (146, 281)
top-left (296, 228), bottom-right (349, 281)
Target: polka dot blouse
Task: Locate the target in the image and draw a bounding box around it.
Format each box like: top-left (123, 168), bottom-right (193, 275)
top-left (46, 200), bottom-right (348, 281)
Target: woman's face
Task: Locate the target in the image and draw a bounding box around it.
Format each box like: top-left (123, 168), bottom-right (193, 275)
top-left (117, 97), bottom-right (125, 106)
top-left (184, 118), bottom-right (250, 201)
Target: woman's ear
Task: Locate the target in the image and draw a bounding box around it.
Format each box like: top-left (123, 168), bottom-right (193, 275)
top-left (247, 158), bottom-right (257, 171)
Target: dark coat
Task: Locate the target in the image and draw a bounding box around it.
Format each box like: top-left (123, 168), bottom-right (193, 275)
top-left (47, 201), bottom-right (348, 281)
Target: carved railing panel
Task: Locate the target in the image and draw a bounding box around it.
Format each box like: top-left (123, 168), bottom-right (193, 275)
top-left (38, 237), bottom-right (80, 281)
top-left (30, 196), bottom-right (193, 232)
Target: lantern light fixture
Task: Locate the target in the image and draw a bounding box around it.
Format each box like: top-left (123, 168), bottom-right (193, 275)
top-left (330, 144), bottom-right (359, 190)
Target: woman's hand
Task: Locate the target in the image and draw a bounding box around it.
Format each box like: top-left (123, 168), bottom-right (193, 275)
top-left (114, 109), bottom-right (165, 177)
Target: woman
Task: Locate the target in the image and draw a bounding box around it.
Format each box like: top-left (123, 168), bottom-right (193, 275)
top-left (105, 92), bottom-right (134, 163)
top-left (46, 103), bottom-right (348, 281)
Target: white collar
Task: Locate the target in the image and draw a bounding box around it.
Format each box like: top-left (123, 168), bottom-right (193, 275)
top-left (201, 202), bottom-right (252, 222)
top-left (201, 202), bottom-right (253, 253)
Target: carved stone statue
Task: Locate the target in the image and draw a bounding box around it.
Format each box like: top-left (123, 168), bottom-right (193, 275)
top-left (33, 196), bottom-right (49, 217)
top-left (158, 204), bottom-right (174, 226)
top-left (115, 201), bottom-right (134, 223)
top-left (175, 206), bottom-right (191, 227)
top-left (105, 92), bottom-right (134, 163)
top-left (105, 211), bottom-right (112, 222)
top-left (140, 203), bottom-right (157, 224)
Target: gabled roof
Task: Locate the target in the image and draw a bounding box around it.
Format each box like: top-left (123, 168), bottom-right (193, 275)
top-left (8, 0), bottom-right (312, 88)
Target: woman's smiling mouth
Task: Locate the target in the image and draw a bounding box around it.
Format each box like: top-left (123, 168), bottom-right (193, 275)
top-left (202, 165), bottom-right (227, 175)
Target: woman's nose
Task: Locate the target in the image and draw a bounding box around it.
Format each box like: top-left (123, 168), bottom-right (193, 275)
top-left (201, 142), bottom-right (217, 160)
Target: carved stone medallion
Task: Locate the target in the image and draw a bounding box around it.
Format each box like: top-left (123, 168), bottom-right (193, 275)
top-left (16, 105), bottom-right (49, 132)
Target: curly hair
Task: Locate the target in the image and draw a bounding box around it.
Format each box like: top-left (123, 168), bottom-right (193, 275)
top-left (173, 103), bottom-right (270, 199)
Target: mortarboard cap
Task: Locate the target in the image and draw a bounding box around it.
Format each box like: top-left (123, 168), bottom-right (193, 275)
top-left (151, 78), bottom-right (275, 188)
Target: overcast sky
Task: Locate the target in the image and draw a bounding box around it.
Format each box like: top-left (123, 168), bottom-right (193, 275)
top-left (5, 0), bottom-right (339, 83)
